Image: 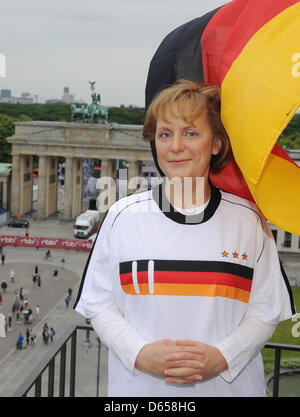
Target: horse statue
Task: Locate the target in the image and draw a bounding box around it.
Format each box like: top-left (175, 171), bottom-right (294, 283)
top-left (71, 82), bottom-right (108, 123)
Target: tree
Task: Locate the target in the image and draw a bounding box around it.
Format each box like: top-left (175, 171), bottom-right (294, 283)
top-left (0, 114), bottom-right (32, 163)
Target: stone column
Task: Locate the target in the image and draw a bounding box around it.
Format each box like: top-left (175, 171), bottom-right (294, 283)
top-left (97, 159), bottom-right (115, 214)
top-left (101, 159), bottom-right (114, 178)
top-left (10, 154), bottom-right (21, 216)
top-left (37, 156), bottom-right (47, 218)
top-left (1, 178), bottom-right (8, 209)
top-left (48, 156), bottom-right (58, 216)
top-left (63, 157), bottom-right (83, 219)
top-left (291, 232), bottom-right (298, 253)
top-left (63, 157), bottom-right (73, 219)
top-left (71, 158), bottom-right (83, 218)
top-left (37, 156), bottom-right (58, 218)
top-left (10, 154), bottom-right (33, 216)
top-left (22, 155), bottom-right (33, 214)
top-left (128, 160), bottom-right (142, 193)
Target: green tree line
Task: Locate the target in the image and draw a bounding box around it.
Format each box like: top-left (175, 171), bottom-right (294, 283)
top-left (277, 112), bottom-right (300, 149)
top-left (0, 102), bottom-right (299, 163)
top-left (0, 103), bottom-right (146, 163)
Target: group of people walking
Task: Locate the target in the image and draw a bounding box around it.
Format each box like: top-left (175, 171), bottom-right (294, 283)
top-left (16, 324), bottom-right (55, 350)
top-left (0, 264), bottom-right (58, 350)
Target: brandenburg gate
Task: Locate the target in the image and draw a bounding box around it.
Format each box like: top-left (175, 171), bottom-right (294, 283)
top-left (7, 121), bottom-right (153, 219)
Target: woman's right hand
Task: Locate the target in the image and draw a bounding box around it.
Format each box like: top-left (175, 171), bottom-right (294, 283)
top-left (135, 339), bottom-right (203, 384)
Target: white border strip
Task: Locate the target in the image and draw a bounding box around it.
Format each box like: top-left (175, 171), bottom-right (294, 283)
top-left (148, 260), bottom-right (154, 294)
top-left (132, 261), bottom-right (140, 294)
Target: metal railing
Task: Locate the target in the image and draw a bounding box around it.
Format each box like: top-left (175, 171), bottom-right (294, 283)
top-left (13, 325), bottom-right (300, 397)
top-left (13, 324), bottom-right (90, 397)
top-left (264, 342), bottom-right (300, 397)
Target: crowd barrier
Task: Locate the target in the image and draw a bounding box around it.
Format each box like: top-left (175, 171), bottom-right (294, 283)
top-left (0, 235), bottom-right (93, 252)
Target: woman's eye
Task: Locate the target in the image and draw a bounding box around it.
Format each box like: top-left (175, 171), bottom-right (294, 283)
top-left (186, 131), bottom-right (198, 137)
top-left (159, 132), bottom-right (170, 138)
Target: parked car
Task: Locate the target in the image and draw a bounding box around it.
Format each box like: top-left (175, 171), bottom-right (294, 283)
top-left (7, 219), bottom-right (30, 228)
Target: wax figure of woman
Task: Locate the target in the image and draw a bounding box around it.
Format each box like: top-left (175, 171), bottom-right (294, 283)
top-left (74, 80), bottom-right (295, 397)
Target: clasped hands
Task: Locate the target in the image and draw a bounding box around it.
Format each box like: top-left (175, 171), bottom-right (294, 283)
top-left (135, 339), bottom-right (228, 385)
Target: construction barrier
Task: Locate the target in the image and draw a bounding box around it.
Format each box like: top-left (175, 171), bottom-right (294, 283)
top-left (0, 235), bottom-right (93, 251)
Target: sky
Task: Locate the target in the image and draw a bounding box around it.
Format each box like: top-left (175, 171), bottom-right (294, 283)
top-left (0, 0), bottom-right (229, 106)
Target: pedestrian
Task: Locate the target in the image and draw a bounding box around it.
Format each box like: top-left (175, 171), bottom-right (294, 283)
top-left (53, 269), bottom-right (59, 281)
top-left (26, 328), bottom-right (30, 346)
top-left (30, 329), bottom-right (36, 346)
top-left (25, 228), bottom-right (29, 237)
top-left (1, 280), bottom-right (7, 294)
top-left (1, 254), bottom-right (5, 265)
top-left (65, 294), bottom-right (71, 308)
top-left (67, 288), bottom-right (73, 298)
top-left (10, 269), bottom-right (15, 283)
top-left (44, 329), bottom-right (49, 345)
top-left (50, 327), bottom-right (55, 343)
top-left (14, 295), bottom-right (20, 311)
top-left (32, 274), bottom-right (37, 287)
top-left (61, 258), bottom-right (65, 269)
top-left (16, 333), bottom-right (24, 350)
top-left (35, 239), bottom-right (40, 250)
top-left (74, 80), bottom-right (295, 397)
top-left (12, 303), bottom-right (16, 318)
top-left (37, 275), bottom-right (41, 288)
top-left (42, 324), bottom-right (49, 345)
top-left (35, 305), bottom-right (40, 320)
top-left (19, 287), bottom-right (24, 301)
top-left (24, 309), bottom-right (30, 325)
top-left (34, 265), bottom-right (39, 274)
top-left (8, 314), bottom-right (12, 331)
top-left (28, 307), bottom-right (33, 324)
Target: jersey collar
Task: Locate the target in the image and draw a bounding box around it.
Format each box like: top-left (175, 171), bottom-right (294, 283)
top-left (152, 179), bottom-right (221, 225)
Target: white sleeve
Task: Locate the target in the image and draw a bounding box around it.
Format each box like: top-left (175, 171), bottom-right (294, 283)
top-left (244, 217), bottom-right (295, 324)
top-left (215, 316), bottom-right (276, 382)
top-left (91, 303), bottom-right (148, 374)
top-left (215, 215), bottom-right (295, 382)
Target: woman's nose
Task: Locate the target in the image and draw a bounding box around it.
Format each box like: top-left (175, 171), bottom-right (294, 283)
top-left (170, 133), bottom-right (184, 152)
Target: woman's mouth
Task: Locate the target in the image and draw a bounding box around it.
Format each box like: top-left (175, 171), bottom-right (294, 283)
top-left (168, 159), bottom-right (191, 165)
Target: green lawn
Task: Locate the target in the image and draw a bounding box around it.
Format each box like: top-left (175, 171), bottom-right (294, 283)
top-left (262, 287), bottom-right (300, 374)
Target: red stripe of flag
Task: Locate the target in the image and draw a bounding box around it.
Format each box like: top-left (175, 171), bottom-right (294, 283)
top-left (120, 270), bottom-right (252, 292)
top-left (201, 0), bottom-right (299, 85)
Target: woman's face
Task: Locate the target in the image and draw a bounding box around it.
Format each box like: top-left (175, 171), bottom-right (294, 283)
top-left (155, 108), bottom-right (222, 183)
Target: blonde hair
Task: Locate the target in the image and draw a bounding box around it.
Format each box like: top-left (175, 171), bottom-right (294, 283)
top-left (143, 79), bottom-right (232, 173)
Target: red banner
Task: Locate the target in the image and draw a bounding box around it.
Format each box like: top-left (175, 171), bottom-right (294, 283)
top-left (0, 235), bottom-right (93, 251)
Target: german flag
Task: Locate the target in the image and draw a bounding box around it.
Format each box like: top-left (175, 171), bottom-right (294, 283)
top-left (145, 0), bottom-right (300, 235)
top-left (119, 260), bottom-right (253, 303)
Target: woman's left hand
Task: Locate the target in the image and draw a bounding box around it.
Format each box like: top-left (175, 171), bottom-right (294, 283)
top-left (164, 340), bottom-right (228, 385)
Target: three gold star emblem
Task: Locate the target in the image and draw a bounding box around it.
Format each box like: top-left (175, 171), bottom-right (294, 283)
top-left (221, 251), bottom-right (248, 261)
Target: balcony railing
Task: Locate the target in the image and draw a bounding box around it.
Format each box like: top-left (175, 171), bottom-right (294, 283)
top-left (13, 324), bottom-right (300, 397)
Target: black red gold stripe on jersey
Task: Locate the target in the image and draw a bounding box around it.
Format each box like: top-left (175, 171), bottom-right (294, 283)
top-left (119, 260), bottom-right (253, 303)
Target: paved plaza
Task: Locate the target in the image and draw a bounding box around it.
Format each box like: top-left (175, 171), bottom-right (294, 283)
top-left (0, 217), bottom-right (108, 397)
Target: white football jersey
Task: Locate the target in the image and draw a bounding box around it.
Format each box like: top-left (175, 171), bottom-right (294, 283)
top-left (74, 184), bottom-right (295, 397)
